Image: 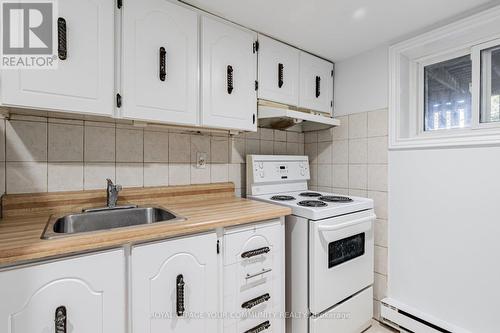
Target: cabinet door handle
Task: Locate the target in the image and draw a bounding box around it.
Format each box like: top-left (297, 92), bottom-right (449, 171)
top-left (242, 293), bottom-right (271, 309)
top-left (227, 65), bottom-right (234, 94)
top-left (245, 321), bottom-right (271, 333)
top-left (241, 246), bottom-right (270, 259)
top-left (57, 18), bottom-right (67, 60)
top-left (246, 268), bottom-right (272, 280)
top-left (176, 274), bottom-right (185, 316)
top-left (278, 63), bottom-right (284, 88)
top-left (159, 47), bottom-right (166, 81)
top-left (55, 306), bottom-right (67, 333)
top-left (315, 75), bottom-right (321, 98)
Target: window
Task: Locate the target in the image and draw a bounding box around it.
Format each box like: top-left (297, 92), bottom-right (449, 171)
top-left (389, 7), bottom-right (500, 149)
top-left (424, 55), bottom-right (472, 131)
top-left (480, 45), bottom-right (500, 124)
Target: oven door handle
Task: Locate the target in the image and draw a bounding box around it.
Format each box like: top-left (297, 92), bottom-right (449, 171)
top-left (317, 215), bottom-right (375, 232)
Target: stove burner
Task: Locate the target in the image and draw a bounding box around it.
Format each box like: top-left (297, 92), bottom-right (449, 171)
top-left (270, 195), bottom-right (295, 201)
top-left (297, 200), bottom-right (327, 207)
top-left (299, 192), bottom-right (322, 197)
top-left (319, 196), bottom-right (353, 203)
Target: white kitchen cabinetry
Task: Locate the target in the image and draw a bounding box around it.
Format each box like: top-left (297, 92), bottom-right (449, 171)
top-left (131, 232), bottom-right (219, 333)
top-left (0, 0), bottom-right (115, 116)
top-left (223, 219), bottom-right (285, 333)
top-left (201, 17), bottom-right (257, 132)
top-left (121, 0), bottom-right (199, 126)
top-left (298, 52), bottom-right (334, 114)
top-left (0, 250), bottom-right (125, 333)
top-left (258, 35), bottom-right (300, 106)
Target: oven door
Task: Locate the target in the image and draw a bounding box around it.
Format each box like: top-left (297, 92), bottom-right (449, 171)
top-left (309, 209), bottom-right (375, 315)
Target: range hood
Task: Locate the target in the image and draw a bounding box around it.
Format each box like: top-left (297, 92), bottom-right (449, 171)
top-left (257, 100), bottom-right (340, 132)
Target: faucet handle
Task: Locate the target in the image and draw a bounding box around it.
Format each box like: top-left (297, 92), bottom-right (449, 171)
top-left (115, 184), bottom-right (122, 192)
top-left (106, 178), bottom-right (113, 186)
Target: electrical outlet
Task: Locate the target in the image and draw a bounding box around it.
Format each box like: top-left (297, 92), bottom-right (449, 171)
top-left (196, 152), bottom-right (208, 169)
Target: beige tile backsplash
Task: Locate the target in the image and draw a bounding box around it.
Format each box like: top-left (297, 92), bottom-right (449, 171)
top-left (0, 108), bottom-right (388, 320)
top-left (305, 108), bottom-right (389, 319)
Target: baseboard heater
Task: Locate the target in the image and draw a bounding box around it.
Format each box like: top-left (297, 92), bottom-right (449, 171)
top-left (380, 299), bottom-right (453, 333)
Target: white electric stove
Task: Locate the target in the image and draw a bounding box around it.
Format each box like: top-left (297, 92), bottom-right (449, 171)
top-left (247, 155), bottom-right (375, 333)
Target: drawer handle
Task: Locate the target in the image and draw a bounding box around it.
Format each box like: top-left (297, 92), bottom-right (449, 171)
top-left (245, 320), bottom-right (271, 333)
top-left (241, 246), bottom-right (270, 259)
top-left (278, 63), bottom-right (284, 88)
top-left (242, 293), bottom-right (271, 309)
top-left (159, 47), bottom-right (167, 81)
top-left (227, 65), bottom-right (234, 94)
top-left (246, 268), bottom-right (272, 280)
top-left (315, 75), bottom-right (321, 98)
top-left (57, 18), bottom-right (67, 60)
top-left (55, 306), bottom-right (66, 333)
top-left (176, 274), bottom-right (185, 316)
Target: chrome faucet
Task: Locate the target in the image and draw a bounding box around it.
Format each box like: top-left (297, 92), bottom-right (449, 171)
top-left (106, 179), bottom-right (122, 208)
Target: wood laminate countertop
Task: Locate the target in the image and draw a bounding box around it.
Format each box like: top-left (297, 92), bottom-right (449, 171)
top-left (0, 183), bottom-right (291, 267)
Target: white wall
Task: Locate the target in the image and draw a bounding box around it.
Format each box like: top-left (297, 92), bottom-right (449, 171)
top-left (389, 147), bottom-right (500, 332)
top-left (334, 46), bottom-right (389, 116)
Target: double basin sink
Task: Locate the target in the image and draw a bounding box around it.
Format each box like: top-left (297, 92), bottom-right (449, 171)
top-left (42, 206), bottom-right (185, 239)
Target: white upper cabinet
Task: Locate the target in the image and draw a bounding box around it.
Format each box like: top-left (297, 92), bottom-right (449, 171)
top-left (0, 250), bottom-right (125, 333)
top-left (0, 0), bottom-right (115, 116)
top-left (201, 16), bottom-right (257, 132)
top-left (131, 233), bottom-right (219, 333)
top-left (258, 35), bottom-right (300, 106)
top-left (121, 0), bottom-right (199, 126)
top-left (298, 52), bottom-right (334, 114)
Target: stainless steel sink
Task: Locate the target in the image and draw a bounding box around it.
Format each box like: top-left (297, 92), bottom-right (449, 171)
top-left (42, 206), bottom-right (185, 239)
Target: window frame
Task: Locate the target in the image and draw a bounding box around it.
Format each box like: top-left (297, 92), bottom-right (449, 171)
top-left (471, 37), bottom-right (500, 130)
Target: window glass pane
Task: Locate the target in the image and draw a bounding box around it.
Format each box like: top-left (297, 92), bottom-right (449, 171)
top-left (424, 55), bottom-right (472, 131)
top-left (480, 46), bottom-right (500, 123)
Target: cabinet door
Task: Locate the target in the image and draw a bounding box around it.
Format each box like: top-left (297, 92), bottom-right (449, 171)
top-left (0, 0), bottom-right (114, 116)
top-left (122, 0), bottom-right (199, 125)
top-left (132, 232), bottom-right (219, 333)
top-left (258, 35), bottom-right (299, 106)
top-left (0, 250), bottom-right (125, 333)
top-left (201, 17), bottom-right (257, 131)
top-left (299, 52), bottom-right (334, 114)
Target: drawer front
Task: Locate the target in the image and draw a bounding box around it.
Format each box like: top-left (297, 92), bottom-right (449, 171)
top-left (309, 287), bottom-right (373, 333)
top-left (224, 219), bottom-right (282, 266)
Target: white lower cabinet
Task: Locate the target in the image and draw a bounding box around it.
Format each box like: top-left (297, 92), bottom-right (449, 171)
top-left (0, 249), bottom-right (125, 333)
top-left (223, 219), bottom-right (285, 333)
top-left (131, 232), bottom-right (219, 333)
top-left (0, 221), bottom-right (285, 333)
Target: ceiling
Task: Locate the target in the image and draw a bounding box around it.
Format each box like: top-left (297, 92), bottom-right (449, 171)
top-left (182, 0), bottom-right (500, 61)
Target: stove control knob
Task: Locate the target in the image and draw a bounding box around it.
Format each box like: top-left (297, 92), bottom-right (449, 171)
top-left (259, 171), bottom-right (265, 178)
top-left (259, 162), bottom-right (264, 169)
top-left (300, 169), bottom-right (305, 176)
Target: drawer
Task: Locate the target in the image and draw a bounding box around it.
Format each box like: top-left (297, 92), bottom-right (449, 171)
top-left (224, 261), bottom-right (277, 313)
top-left (224, 219), bottom-right (283, 266)
top-left (224, 316), bottom-right (283, 333)
top-left (309, 287), bottom-right (373, 333)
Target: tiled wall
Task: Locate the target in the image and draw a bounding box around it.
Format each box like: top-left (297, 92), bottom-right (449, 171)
top-left (0, 114), bottom-right (304, 196)
top-left (304, 109), bottom-right (389, 320)
top-left (0, 110), bottom-right (387, 319)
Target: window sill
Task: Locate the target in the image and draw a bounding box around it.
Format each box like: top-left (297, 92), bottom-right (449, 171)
top-left (389, 129), bottom-right (500, 150)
